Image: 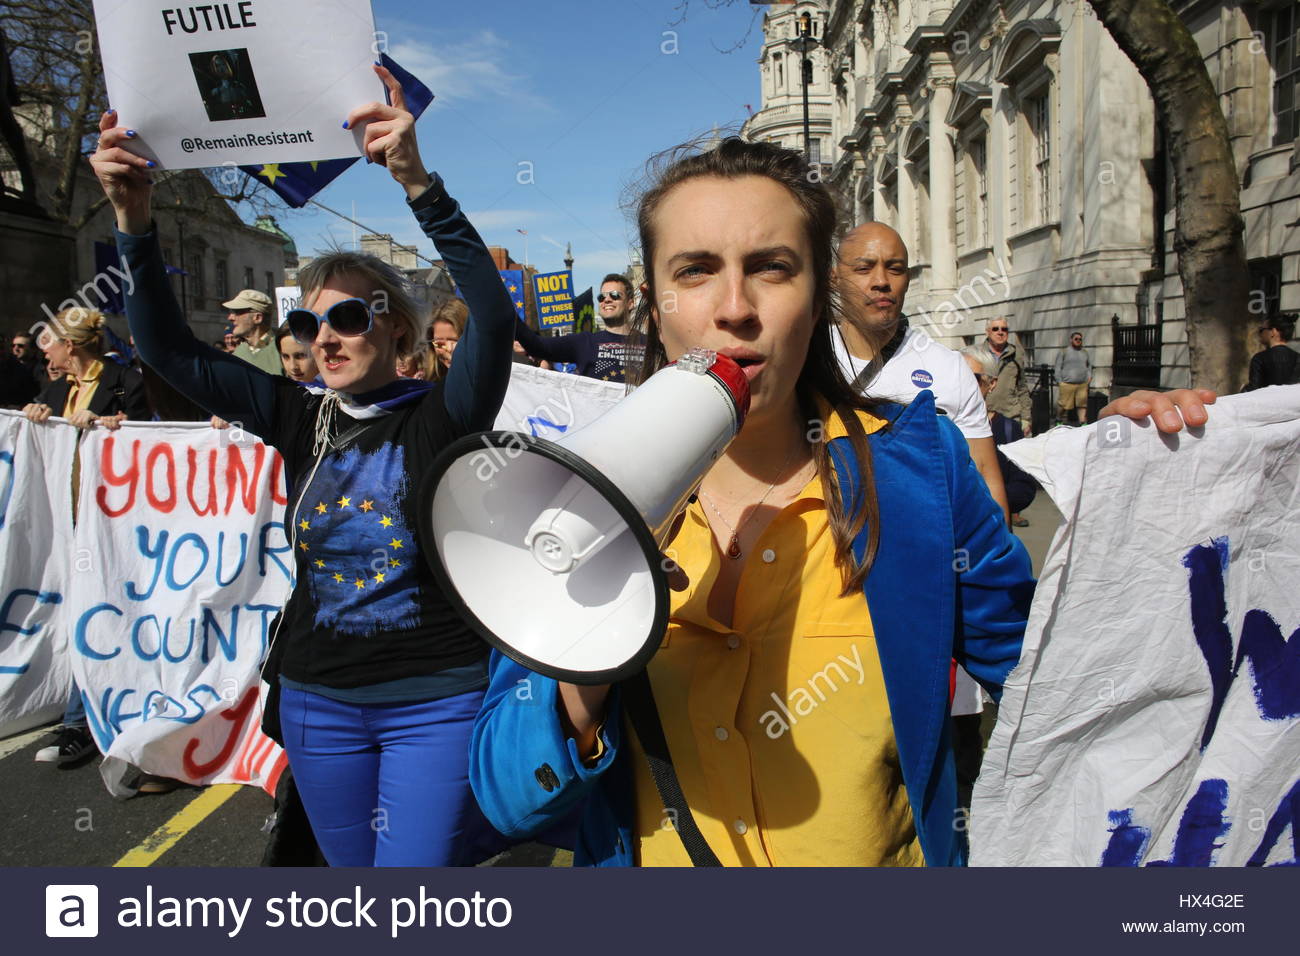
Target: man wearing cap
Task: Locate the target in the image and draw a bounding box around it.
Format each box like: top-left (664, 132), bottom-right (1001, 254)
top-left (224, 289), bottom-right (281, 375)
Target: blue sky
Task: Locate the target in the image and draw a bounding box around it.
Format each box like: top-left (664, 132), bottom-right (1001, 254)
top-left (273, 0), bottom-right (767, 294)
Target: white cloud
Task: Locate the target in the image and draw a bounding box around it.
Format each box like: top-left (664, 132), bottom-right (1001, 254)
top-left (386, 30), bottom-right (548, 110)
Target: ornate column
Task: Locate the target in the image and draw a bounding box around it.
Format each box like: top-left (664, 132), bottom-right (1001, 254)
top-left (928, 76), bottom-right (957, 295)
top-left (896, 115), bottom-right (915, 254)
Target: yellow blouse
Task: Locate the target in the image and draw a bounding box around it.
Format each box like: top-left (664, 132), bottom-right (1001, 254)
top-left (630, 409), bottom-right (924, 867)
top-left (61, 360), bottom-right (104, 417)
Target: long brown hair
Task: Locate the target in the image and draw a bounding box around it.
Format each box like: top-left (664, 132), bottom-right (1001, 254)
top-left (630, 136), bottom-right (883, 593)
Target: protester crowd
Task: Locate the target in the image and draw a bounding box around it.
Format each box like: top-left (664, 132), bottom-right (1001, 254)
top-left (7, 62), bottom-right (1297, 870)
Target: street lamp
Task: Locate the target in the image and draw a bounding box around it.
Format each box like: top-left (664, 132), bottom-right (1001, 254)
top-left (790, 11), bottom-right (819, 165)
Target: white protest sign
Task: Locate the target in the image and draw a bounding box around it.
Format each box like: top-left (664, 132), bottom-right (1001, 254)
top-left (68, 422), bottom-right (291, 794)
top-left (275, 286), bottom-right (301, 326)
top-left (493, 362), bottom-right (628, 436)
top-left (0, 411), bottom-right (78, 738)
top-left (971, 387), bottom-right (1300, 866)
top-left (94, 0), bottom-right (381, 169)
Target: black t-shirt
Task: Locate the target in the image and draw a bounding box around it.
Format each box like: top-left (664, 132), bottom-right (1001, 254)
top-left (268, 377), bottom-right (488, 688)
top-left (514, 323), bottom-right (645, 383)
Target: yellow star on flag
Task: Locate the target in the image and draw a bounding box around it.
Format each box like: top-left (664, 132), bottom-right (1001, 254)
top-left (360, 499), bottom-right (374, 512)
top-left (315, 502), bottom-right (328, 515)
top-left (388, 558), bottom-right (401, 568)
top-left (515, 300), bottom-right (524, 311)
top-left (258, 164), bottom-right (285, 185)
top-left (390, 538), bottom-right (404, 550)
top-left (337, 496), bottom-right (352, 509)
top-left (299, 519), bottom-right (311, 531)
top-left (373, 572), bottom-right (386, 584)
top-left (332, 572), bottom-right (345, 583)
top-left (354, 577), bottom-right (366, 590)
top-left (314, 559), bottom-right (326, 569)
top-left (508, 284), bottom-right (518, 293)
top-left (379, 515), bottom-right (394, 528)
top-left (298, 542), bottom-right (309, 552)
top-left (310, 161), bottom-right (320, 171)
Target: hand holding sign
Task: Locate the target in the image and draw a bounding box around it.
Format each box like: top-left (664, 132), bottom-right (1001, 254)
top-left (345, 64), bottom-right (431, 200)
top-left (90, 110), bottom-right (156, 236)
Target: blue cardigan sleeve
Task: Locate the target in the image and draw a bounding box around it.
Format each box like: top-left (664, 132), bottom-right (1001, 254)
top-left (469, 651), bottom-right (620, 838)
top-left (938, 417), bottom-right (1034, 700)
top-left (412, 175), bottom-right (516, 434)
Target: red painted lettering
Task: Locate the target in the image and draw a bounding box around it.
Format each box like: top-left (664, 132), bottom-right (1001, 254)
top-left (185, 446), bottom-right (219, 516)
top-left (224, 443), bottom-right (266, 515)
top-left (269, 451), bottom-right (288, 505)
top-left (144, 443), bottom-right (177, 513)
top-left (95, 436), bottom-right (140, 517)
top-left (182, 685), bottom-right (258, 777)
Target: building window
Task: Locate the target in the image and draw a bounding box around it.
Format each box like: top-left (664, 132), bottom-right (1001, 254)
top-left (215, 259), bottom-right (229, 299)
top-left (243, 266), bottom-right (255, 290)
top-left (971, 135), bottom-right (989, 247)
top-left (1026, 92), bottom-right (1053, 226)
top-left (265, 271), bottom-right (275, 297)
top-left (809, 137), bottom-right (822, 164)
top-left (1249, 257), bottom-right (1283, 318)
top-left (1263, 3), bottom-right (1300, 145)
top-left (188, 251), bottom-right (205, 310)
top-left (774, 53), bottom-right (784, 91)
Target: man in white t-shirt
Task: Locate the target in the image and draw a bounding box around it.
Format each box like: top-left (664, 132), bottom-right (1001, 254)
top-left (832, 222), bottom-right (1009, 522)
top-left (834, 224), bottom-right (1004, 764)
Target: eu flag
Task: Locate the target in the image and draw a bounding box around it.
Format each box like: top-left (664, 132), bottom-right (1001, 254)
top-left (238, 54), bottom-right (434, 208)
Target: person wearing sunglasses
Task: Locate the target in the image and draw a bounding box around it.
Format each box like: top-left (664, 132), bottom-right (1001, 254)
top-left (89, 64), bottom-right (517, 867)
top-left (963, 318), bottom-right (1031, 440)
top-left (512, 273), bottom-right (646, 382)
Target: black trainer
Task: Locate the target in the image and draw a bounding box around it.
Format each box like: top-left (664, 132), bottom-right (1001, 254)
top-left (34, 726), bottom-right (96, 765)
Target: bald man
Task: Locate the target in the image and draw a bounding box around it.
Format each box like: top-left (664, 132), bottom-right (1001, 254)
top-left (833, 222), bottom-right (1010, 523)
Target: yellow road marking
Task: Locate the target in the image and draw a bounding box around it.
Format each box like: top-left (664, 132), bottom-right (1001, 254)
top-left (113, 784), bottom-right (240, 868)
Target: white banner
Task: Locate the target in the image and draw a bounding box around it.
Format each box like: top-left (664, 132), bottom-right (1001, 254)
top-left (0, 411), bottom-right (78, 738)
top-left (1, 367), bottom-right (624, 793)
top-left (275, 286), bottom-right (301, 327)
top-left (94, 0), bottom-right (381, 169)
top-left (972, 387), bottom-right (1300, 866)
top-left (69, 422), bottom-right (292, 795)
top-left (493, 362), bottom-right (628, 436)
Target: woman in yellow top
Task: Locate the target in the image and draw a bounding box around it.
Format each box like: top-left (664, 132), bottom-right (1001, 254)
top-left (467, 137), bottom-right (1214, 866)
top-left (23, 306), bottom-right (149, 767)
top-left (23, 307), bottom-right (149, 428)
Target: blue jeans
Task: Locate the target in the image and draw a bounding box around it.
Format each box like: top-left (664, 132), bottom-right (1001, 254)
top-left (277, 685), bottom-right (491, 867)
top-left (63, 682), bottom-right (87, 728)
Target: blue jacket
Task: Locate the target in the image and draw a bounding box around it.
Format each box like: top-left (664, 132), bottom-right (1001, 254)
top-left (468, 392), bottom-right (1035, 866)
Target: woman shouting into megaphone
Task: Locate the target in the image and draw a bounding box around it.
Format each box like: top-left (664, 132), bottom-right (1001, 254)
top-left (91, 64), bottom-right (515, 866)
top-left (467, 137), bottom-right (1216, 867)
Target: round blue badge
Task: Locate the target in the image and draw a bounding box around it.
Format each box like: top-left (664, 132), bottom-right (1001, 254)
top-left (910, 369), bottom-right (934, 388)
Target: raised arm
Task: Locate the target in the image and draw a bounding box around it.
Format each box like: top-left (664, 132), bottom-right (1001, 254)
top-left (514, 318), bottom-right (583, 364)
top-left (408, 180), bottom-right (516, 434)
top-left (91, 110), bottom-right (279, 437)
top-left (348, 64), bottom-right (516, 435)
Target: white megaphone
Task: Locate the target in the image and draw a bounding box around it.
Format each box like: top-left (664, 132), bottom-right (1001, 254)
top-left (421, 348), bottom-right (750, 684)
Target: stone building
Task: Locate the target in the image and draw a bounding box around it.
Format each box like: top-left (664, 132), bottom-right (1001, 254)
top-left (2, 160), bottom-right (288, 348)
top-left (741, 0), bottom-right (837, 169)
top-left (742, 0), bottom-right (1296, 393)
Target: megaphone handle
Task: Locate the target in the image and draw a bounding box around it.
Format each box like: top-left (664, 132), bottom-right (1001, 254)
top-left (620, 669), bottom-right (722, 867)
